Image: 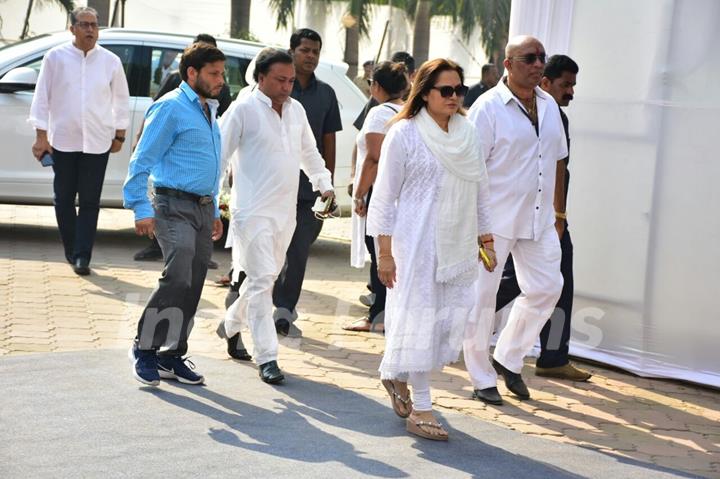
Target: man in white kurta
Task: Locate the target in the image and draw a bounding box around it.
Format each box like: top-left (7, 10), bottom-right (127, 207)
top-left (218, 49), bottom-right (333, 383)
top-left (464, 36), bottom-right (568, 402)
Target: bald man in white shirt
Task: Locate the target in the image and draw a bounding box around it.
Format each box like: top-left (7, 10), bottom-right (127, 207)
top-left (29, 6), bottom-right (129, 276)
top-left (464, 36), bottom-right (567, 404)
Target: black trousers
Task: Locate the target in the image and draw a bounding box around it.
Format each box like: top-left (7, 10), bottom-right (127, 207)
top-left (135, 194), bottom-right (214, 356)
top-left (51, 149), bottom-right (110, 263)
top-left (364, 187), bottom-right (386, 323)
top-left (272, 200), bottom-right (323, 316)
top-left (495, 228), bottom-right (574, 368)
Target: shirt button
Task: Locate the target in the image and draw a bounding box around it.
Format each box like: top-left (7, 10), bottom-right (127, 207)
top-left (536, 206), bottom-right (539, 210)
top-left (538, 189), bottom-right (542, 192)
top-left (539, 172), bottom-right (542, 176)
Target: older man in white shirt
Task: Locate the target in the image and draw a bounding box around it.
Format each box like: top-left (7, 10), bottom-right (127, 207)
top-left (464, 36), bottom-right (568, 404)
top-left (29, 6), bottom-right (129, 276)
top-left (218, 48), bottom-right (334, 384)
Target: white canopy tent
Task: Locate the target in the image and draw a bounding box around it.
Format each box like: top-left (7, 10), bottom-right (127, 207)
top-left (509, 0), bottom-right (720, 387)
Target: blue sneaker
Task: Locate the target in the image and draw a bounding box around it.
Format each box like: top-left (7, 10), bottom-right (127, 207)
top-left (157, 356), bottom-right (205, 385)
top-left (128, 344), bottom-right (160, 386)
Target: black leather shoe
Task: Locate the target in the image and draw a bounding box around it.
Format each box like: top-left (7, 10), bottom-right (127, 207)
top-left (72, 257), bottom-right (90, 276)
top-left (133, 244), bottom-right (163, 261)
top-left (258, 360), bottom-right (284, 384)
top-left (492, 358), bottom-right (530, 399)
top-left (227, 333), bottom-right (252, 361)
top-left (472, 387), bottom-right (503, 405)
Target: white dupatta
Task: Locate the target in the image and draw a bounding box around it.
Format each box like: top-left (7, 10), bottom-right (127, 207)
top-left (415, 107), bottom-right (489, 284)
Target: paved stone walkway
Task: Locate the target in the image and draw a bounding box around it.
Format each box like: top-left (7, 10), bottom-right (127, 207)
top-left (0, 205), bottom-right (718, 478)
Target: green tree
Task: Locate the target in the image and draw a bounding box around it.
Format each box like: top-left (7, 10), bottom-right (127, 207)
top-left (21, 0), bottom-right (75, 39)
top-left (230, 0), bottom-right (253, 39)
top-left (403, 0), bottom-right (510, 68)
top-left (268, 0), bottom-right (378, 79)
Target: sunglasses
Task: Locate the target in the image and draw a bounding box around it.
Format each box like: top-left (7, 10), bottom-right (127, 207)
top-left (511, 53), bottom-right (547, 64)
top-left (431, 84), bottom-right (469, 98)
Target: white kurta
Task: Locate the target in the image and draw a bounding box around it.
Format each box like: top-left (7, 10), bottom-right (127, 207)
top-left (218, 89), bottom-right (332, 362)
top-left (367, 119), bottom-right (492, 379)
top-left (350, 102), bottom-right (401, 268)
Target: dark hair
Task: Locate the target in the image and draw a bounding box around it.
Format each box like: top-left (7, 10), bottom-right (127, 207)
top-left (70, 6), bottom-right (98, 25)
top-left (390, 51), bottom-right (415, 74)
top-left (362, 60), bottom-right (374, 68)
top-left (179, 43), bottom-right (226, 82)
top-left (193, 33), bottom-right (218, 47)
top-left (543, 55), bottom-right (579, 81)
top-left (290, 28), bottom-right (322, 51)
top-left (481, 63), bottom-right (496, 76)
top-left (253, 47), bottom-right (294, 81)
top-left (395, 58), bottom-right (465, 121)
top-left (372, 61), bottom-right (408, 99)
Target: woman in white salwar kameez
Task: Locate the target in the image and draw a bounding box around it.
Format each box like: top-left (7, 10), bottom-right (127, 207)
top-left (344, 61), bottom-right (408, 333)
top-left (367, 58), bottom-right (497, 441)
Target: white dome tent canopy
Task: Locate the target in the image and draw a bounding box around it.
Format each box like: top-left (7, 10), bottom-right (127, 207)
top-left (509, 0), bottom-right (720, 388)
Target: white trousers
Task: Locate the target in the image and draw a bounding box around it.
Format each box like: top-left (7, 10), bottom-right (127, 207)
top-left (463, 227), bottom-right (563, 389)
top-left (396, 371), bottom-right (432, 412)
top-left (224, 219), bottom-right (290, 366)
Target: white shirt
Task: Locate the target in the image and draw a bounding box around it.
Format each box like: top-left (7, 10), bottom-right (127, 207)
top-left (219, 89), bottom-right (333, 229)
top-left (468, 80), bottom-right (568, 240)
top-left (29, 42), bottom-right (130, 154)
top-left (351, 101), bottom-right (401, 267)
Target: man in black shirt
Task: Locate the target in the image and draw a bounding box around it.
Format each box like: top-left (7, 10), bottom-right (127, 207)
top-left (272, 28), bottom-right (342, 336)
top-left (494, 55), bottom-right (590, 382)
top-left (463, 63), bottom-right (499, 109)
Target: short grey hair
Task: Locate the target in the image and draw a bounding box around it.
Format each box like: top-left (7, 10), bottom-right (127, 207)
top-left (70, 6), bottom-right (98, 25)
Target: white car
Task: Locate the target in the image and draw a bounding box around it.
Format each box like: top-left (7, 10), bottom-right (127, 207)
top-left (0, 29), bottom-right (365, 210)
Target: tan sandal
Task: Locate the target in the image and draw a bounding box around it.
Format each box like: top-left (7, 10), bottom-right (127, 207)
top-left (381, 379), bottom-right (413, 418)
top-left (342, 318), bottom-right (372, 332)
top-left (406, 417), bottom-right (449, 441)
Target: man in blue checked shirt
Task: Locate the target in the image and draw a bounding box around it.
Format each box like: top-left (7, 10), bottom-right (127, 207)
top-left (123, 43), bottom-right (225, 387)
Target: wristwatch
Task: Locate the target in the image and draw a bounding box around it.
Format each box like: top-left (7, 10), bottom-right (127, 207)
top-left (114, 135), bottom-right (126, 143)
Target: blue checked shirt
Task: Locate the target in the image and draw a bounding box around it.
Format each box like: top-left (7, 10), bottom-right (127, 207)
top-left (123, 82), bottom-right (222, 221)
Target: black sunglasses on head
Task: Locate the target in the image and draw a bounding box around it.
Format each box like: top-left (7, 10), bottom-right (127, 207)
top-left (511, 53), bottom-right (547, 64)
top-left (431, 85), bottom-right (469, 98)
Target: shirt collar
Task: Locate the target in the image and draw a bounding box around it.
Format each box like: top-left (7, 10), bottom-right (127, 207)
top-left (69, 42), bottom-right (98, 57)
top-left (179, 81), bottom-right (220, 116)
top-left (252, 88), bottom-right (291, 110)
top-left (497, 77), bottom-right (549, 105)
top-left (293, 74), bottom-right (318, 93)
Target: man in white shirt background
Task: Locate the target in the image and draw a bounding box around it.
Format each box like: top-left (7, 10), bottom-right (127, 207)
top-left (218, 48), bottom-right (334, 384)
top-left (29, 6), bottom-right (129, 276)
top-left (464, 35), bottom-right (567, 405)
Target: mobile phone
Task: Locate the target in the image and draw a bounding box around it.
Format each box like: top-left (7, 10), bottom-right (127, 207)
top-left (479, 246), bottom-right (492, 269)
top-left (40, 152), bottom-right (54, 167)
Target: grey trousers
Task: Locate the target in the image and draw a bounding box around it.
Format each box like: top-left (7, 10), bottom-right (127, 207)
top-left (135, 194), bottom-right (214, 356)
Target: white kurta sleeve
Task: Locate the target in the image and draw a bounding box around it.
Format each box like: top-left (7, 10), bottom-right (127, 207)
top-left (366, 124), bottom-right (406, 237)
top-left (299, 116), bottom-right (333, 193)
top-left (218, 100), bottom-right (244, 177)
top-left (476, 177), bottom-right (492, 236)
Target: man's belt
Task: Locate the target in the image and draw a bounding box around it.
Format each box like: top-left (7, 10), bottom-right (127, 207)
top-left (155, 187), bottom-right (213, 205)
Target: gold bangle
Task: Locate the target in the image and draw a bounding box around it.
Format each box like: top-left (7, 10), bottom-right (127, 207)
top-left (378, 254), bottom-right (393, 259)
top-left (555, 211), bottom-right (567, 220)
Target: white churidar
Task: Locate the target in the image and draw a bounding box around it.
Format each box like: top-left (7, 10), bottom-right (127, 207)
top-left (218, 89), bottom-right (333, 363)
top-left (350, 102), bottom-right (401, 268)
top-left (366, 118), bottom-right (492, 379)
top-left (29, 42), bottom-right (130, 154)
